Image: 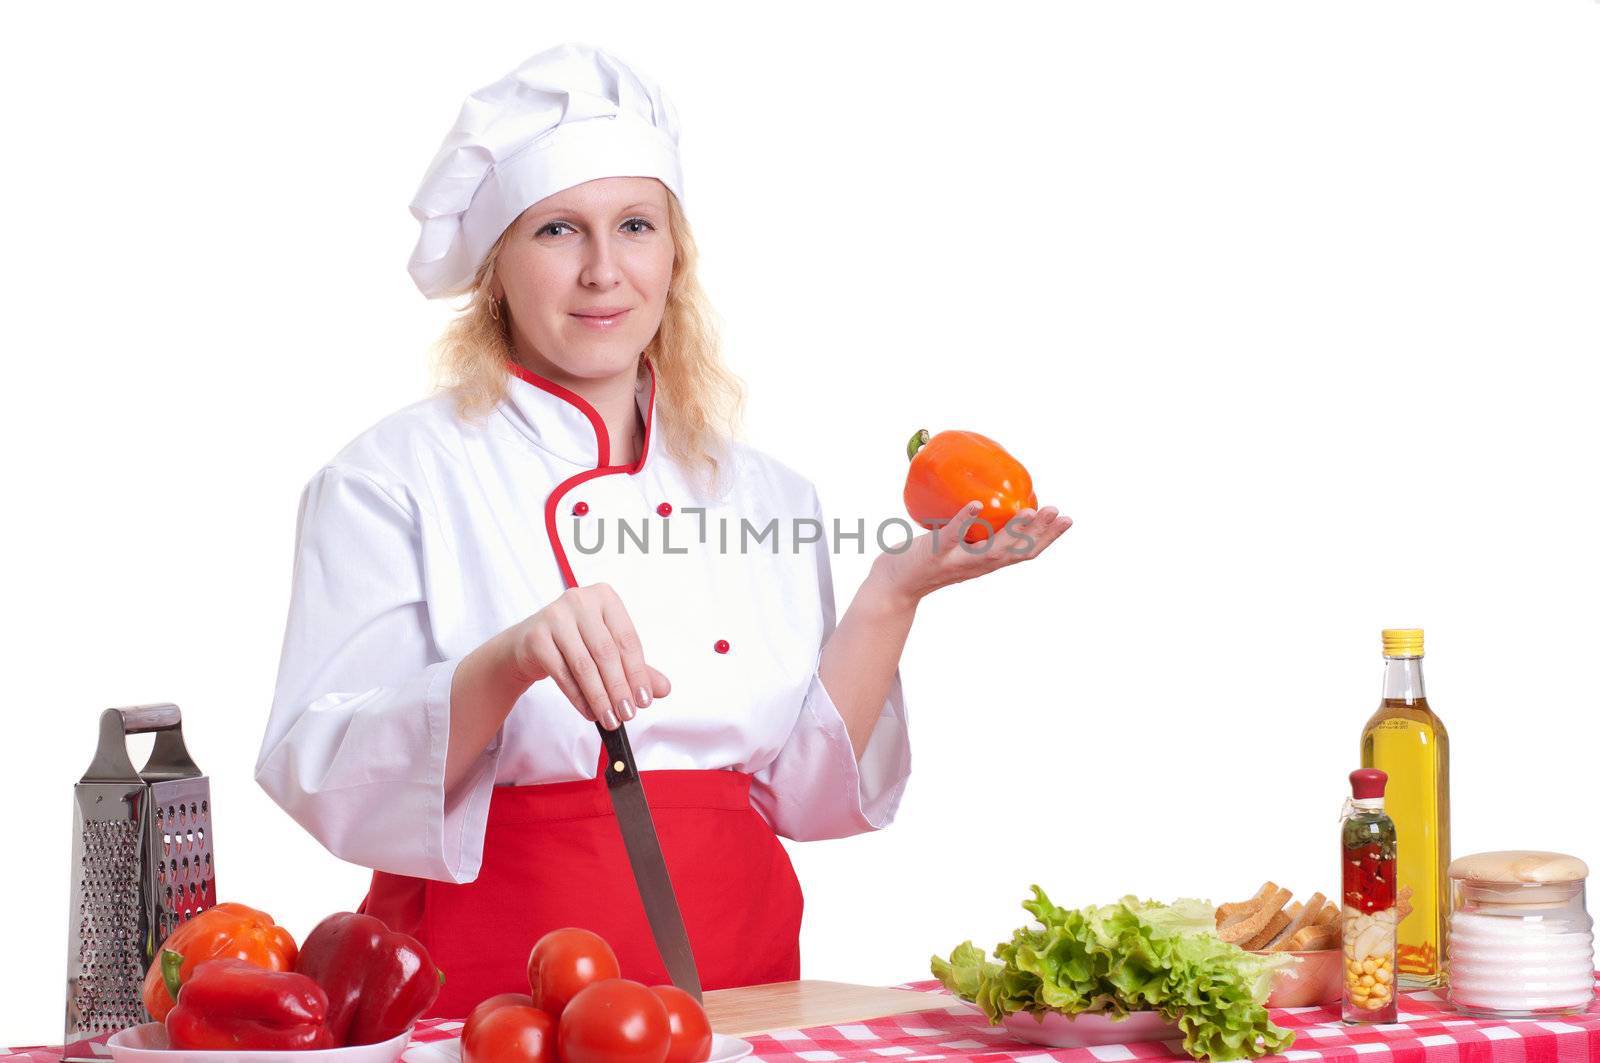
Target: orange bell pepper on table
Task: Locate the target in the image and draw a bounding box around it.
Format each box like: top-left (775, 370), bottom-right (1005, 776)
top-left (903, 428), bottom-right (1038, 544)
top-left (141, 901), bottom-right (298, 1021)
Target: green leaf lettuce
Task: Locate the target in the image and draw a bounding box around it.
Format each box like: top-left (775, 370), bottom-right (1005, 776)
top-left (931, 888), bottom-right (1297, 1061)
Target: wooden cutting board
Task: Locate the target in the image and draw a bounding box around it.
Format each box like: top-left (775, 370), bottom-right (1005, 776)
top-left (702, 980), bottom-right (955, 1037)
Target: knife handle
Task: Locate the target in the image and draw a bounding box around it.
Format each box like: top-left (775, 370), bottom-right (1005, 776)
top-left (598, 720), bottom-right (637, 786)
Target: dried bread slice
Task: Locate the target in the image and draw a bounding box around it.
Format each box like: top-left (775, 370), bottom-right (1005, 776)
top-left (1218, 887), bottom-right (1291, 944)
top-left (1286, 923), bottom-right (1339, 951)
top-left (1242, 909), bottom-right (1293, 951)
top-left (1314, 902), bottom-right (1339, 927)
top-left (1217, 882), bottom-right (1278, 928)
top-left (1265, 891), bottom-right (1326, 951)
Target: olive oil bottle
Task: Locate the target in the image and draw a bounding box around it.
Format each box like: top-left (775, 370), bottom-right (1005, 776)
top-left (1360, 628), bottom-right (1451, 988)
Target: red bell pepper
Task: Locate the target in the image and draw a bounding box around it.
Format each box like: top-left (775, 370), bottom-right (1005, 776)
top-left (294, 911), bottom-right (443, 1046)
top-left (165, 958), bottom-right (334, 1050)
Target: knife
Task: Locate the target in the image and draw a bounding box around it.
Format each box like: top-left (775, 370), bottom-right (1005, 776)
top-left (597, 719), bottom-right (704, 1001)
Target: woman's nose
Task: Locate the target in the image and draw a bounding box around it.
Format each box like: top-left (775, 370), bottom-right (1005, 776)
top-left (579, 238), bottom-right (623, 288)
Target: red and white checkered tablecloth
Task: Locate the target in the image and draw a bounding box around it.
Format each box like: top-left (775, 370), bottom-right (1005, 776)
top-left (9, 974), bottom-right (1598, 1062)
top-left (731, 976), bottom-right (1600, 1062)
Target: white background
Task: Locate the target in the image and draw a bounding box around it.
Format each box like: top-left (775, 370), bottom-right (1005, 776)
top-left (4, 0), bottom-right (1597, 1045)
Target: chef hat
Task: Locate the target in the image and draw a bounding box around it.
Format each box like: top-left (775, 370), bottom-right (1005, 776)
top-left (407, 42), bottom-right (687, 299)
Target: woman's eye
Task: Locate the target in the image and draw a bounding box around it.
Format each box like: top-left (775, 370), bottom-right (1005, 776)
top-left (538, 218), bottom-right (655, 237)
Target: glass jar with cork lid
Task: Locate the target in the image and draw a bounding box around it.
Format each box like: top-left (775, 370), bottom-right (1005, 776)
top-left (1447, 850), bottom-right (1593, 1018)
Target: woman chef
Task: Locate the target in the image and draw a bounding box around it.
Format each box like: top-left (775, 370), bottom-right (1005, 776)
top-left (254, 42), bottom-right (1071, 1018)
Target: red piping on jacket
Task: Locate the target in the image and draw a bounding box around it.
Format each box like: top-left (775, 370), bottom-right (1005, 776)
top-left (505, 357), bottom-right (658, 590)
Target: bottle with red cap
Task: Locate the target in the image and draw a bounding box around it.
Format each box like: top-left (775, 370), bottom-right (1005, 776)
top-left (1341, 769), bottom-right (1399, 1023)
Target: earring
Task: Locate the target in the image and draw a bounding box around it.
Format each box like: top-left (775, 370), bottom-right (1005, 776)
top-left (488, 295), bottom-right (502, 319)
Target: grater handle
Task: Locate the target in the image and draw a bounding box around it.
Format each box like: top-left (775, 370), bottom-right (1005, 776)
top-left (82, 704), bottom-right (201, 783)
top-left (116, 705), bottom-right (181, 734)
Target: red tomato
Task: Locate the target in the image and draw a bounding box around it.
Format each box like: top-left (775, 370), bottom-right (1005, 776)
top-left (461, 1005), bottom-right (557, 1063)
top-left (558, 978), bottom-right (671, 1063)
top-left (527, 928), bottom-right (621, 1021)
top-left (463, 993), bottom-right (536, 1057)
top-left (651, 985), bottom-right (713, 1063)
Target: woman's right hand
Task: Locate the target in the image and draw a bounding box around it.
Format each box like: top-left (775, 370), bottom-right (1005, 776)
top-left (504, 582), bottom-right (671, 730)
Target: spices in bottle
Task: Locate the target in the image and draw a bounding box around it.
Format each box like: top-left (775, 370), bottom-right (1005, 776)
top-left (1342, 768), bottom-right (1399, 1023)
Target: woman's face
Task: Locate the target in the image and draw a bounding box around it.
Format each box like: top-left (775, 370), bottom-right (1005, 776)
top-left (492, 176), bottom-right (675, 382)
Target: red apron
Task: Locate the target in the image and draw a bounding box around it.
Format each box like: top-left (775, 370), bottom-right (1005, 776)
top-left (357, 748), bottom-right (805, 1019)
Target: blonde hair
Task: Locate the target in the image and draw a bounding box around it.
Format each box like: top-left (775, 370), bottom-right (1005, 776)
top-left (431, 191), bottom-right (746, 500)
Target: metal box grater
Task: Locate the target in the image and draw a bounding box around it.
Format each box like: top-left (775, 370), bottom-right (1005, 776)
top-left (64, 704), bottom-right (215, 1054)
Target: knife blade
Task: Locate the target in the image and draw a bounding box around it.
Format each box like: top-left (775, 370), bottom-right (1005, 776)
top-left (597, 720), bottom-right (704, 1001)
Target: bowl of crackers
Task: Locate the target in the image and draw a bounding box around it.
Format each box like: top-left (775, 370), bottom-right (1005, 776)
top-left (1215, 882), bottom-right (1344, 1008)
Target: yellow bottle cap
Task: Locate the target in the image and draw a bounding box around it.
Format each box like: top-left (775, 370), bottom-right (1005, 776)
top-left (1381, 628), bottom-right (1424, 657)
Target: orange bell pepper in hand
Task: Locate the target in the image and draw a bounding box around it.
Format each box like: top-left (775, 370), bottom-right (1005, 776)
top-left (141, 902), bottom-right (299, 1021)
top-left (903, 428), bottom-right (1038, 544)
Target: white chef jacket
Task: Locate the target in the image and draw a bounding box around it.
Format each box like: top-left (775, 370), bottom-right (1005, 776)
top-left (254, 362), bottom-right (911, 886)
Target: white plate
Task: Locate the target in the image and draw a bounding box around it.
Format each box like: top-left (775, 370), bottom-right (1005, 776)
top-left (960, 1000), bottom-right (1182, 1048)
top-left (107, 1024), bottom-right (413, 1062)
top-left (400, 1032), bottom-right (752, 1062)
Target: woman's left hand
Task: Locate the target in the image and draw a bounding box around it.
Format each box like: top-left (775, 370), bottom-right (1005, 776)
top-left (871, 500), bottom-right (1072, 607)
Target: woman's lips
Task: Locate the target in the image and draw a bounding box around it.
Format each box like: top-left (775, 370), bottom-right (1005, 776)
top-left (570, 309), bottom-right (631, 329)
